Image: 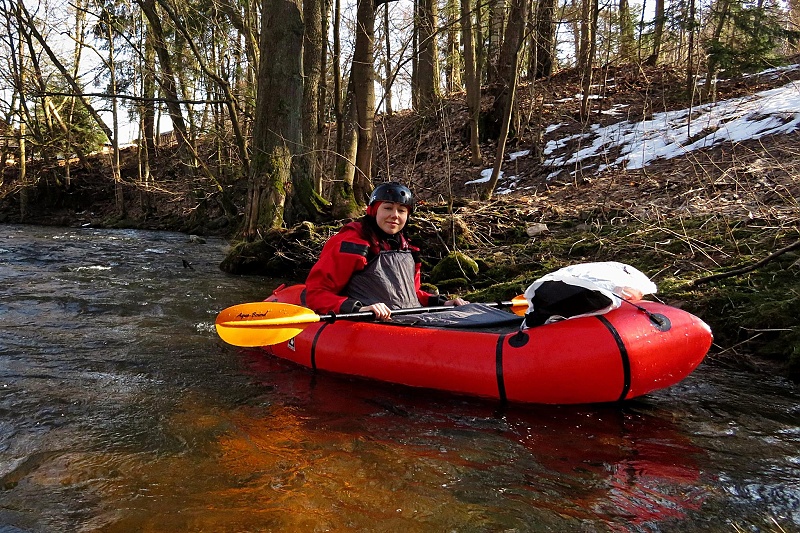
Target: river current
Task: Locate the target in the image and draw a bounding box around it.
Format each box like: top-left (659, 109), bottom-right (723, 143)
top-left (0, 224), bottom-right (798, 532)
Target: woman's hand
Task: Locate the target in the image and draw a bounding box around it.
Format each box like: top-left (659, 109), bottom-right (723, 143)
top-left (360, 302), bottom-right (392, 320)
top-left (445, 298), bottom-right (469, 306)
top-left (616, 286), bottom-right (644, 301)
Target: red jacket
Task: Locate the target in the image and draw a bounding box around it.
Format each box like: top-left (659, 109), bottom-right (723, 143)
top-left (305, 221), bottom-right (442, 314)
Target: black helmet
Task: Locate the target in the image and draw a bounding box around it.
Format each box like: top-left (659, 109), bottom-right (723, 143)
top-left (369, 182), bottom-right (414, 211)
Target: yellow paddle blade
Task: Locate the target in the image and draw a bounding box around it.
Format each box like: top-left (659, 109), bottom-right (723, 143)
top-left (215, 302), bottom-right (322, 347)
top-left (509, 295), bottom-right (529, 316)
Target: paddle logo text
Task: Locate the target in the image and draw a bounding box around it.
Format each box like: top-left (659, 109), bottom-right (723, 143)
top-left (236, 310), bottom-right (270, 319)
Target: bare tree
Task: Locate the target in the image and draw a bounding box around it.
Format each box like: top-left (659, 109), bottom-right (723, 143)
top-left (702, 0), bottom-right (732, 98)
top-left (153, 0), bottom-right (249, 174)
top-left (243, 0), bottom-right (304, 234)
top-left (487, 0), bottom-right (506, 83)
top-left (91, 0), bottom-right (125, 215)
top-left (137, 0), bottom-right (190, 157)
top-left (490, 0), bottom-right (528, 132)
top-left (532, 0), bottom-right (556, 78)
top-left (791, 0), bottom-right (800, 52)
top-left (331, 77), bottom-right (361, 218)
top-left (461, 0), bottom-right (482, 164)
top-left (413, 0), bottom-right (440, 110)
top-left (382, 2), bottom-right (394, 117)
top-left (444, 0), bottom-right (462, 93)
top-left (352, 0), bottom-right (376, 195)
top-left (483, 0), bottom-right (527, 200)
top-left (618, 0), bottom-right (636, 60)
top-left (140, 15), bottom-right (156, 182)
top-left (302, 0), bottom-right (324, 192)
top-left (686, 0), bottom-right (697, 98)
top-left (579, 0), bottom-right (599, 118)
top-left (645, 0), bottom-right (665, 65)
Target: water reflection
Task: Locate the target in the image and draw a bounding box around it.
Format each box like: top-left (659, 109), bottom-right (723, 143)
top-left (229, 351), bottom-right (711, 530)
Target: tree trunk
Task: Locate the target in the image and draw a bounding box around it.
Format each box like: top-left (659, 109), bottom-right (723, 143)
top-left (532, 0), bottom-right (555, 78)
top-left (383, 2), bottom-right (393, 116)
top-left (579, 0), bottom-right (598, 118)
top-left (18, 122), bottom-right (26, 220)
top-left (17, 30), bottom-right (26, 220)
top-left (444, 0), bottom-right (462, 93)
top-left (333, 0), bottom-right (343, 159)
top-left (303, 0), bottom-right (323, 174)
top-left (331, 78), bottom-right (361, 218)
top-left (474, 0), bottom-right (485, 83)
top-left (101, 7), bottom-right (124, 217)
top-left (461, 0), bottom-right (481, 164)
top-left (138, 0), bottom-right (190, 156)
top-left (66, 0), bottom-right (88, 188)
top-left (703, 0), bottom-right (731, 99)
top-left (316, 0), bottom-right (333, 193)
top-left (414, 0), bottom-right (440, 110)
top-left (293, 0), bottom-right (328, 220)
top-left (141, 21), bottom-right (156, 182)
top-left (686, 0), bottom-right (696, 99)
top-left (243, 0), bottom-right (305, 235)
top-left (483, 0), bottom-right (526, 200)
top-left (490, 0), bottom-right (527, 137)
top-left (577, 0), bottom-right (591, 71)
top-left (487, 0), bottom-right (506, 84)
top-left (645, 0), bottom-right (665, 65)
top-left (352, 0), bottom-right (376, 189)
top-left (570, 0), bottom-right (581, 66)
top-left (618, 0), bottom-right (636, 61)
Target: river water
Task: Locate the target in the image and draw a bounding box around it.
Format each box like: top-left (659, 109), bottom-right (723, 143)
top-left (0, 224), bottom-right (798, 532)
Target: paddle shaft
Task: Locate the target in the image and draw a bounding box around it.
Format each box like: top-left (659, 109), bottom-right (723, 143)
top-left (320, 300), bottom-right (521, 322)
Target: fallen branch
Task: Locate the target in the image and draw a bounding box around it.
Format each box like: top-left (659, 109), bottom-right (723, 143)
top-left (692, 238), bottom-right (800, 286)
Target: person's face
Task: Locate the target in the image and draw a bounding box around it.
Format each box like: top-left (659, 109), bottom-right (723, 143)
top-left (375, 201), bottom-right (409, 235)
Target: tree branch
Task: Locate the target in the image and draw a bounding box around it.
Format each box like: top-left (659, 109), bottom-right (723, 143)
top-left (33, 91), bottom-right (229, 105)
top-left (692, 238), bottom-right (800, 286)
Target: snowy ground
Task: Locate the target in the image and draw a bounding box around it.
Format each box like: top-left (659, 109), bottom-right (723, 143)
top-left (468, 64), bottom-right (800, 195)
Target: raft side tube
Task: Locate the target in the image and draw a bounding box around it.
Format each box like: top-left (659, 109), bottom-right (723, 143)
top-left (308, 321), bottom-right (507, 400)
top-left (501, 317), bottom-right (628, 404)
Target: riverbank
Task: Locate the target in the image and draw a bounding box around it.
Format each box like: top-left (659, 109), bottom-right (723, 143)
top-left (1, 63), bottom-right (798, 379)
top-left (1, 151), bottom-right (798, 379)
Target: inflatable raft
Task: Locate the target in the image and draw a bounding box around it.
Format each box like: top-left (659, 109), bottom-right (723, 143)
top-left (236, 284), bottom-right (713, 405)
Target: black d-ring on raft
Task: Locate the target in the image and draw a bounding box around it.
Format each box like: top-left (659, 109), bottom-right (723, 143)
top-left (649, 313), bottom-right (671, 332)
top-left (620, 299), bottom-right (672, 332)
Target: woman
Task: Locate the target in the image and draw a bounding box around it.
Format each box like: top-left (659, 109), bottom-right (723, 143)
top-left (305, 182), bottom-right (467, 319)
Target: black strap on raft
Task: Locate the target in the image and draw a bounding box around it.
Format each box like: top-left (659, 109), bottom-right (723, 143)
top-left (618, 298), bottom-right (671, 331)
top-left (309, 323), bottom-right (330, 371)
top-left (495, 334), bottom-right (508, 403)
top-left (596, 315), bottom-right (632, 401)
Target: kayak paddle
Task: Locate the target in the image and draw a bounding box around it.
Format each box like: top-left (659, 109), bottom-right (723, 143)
top-left (215, 296), bottom-right (528, 347)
